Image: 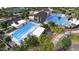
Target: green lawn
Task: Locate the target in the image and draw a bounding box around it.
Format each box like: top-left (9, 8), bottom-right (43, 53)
top-left (70, 34), bottom-right (79, 42)
top-left (50, 26), bottom-right (65, 33)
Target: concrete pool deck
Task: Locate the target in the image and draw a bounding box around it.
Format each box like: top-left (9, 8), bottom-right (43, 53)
top-left (45, 13), bottom-right (72, 27)
top-left (11, 22), bottom-right (45, 45)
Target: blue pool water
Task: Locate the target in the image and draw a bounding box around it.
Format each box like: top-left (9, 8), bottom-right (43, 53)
top-left (46, 13), bottom-right (71, 26)
top-left (12, 22), bottom-right (37, 42)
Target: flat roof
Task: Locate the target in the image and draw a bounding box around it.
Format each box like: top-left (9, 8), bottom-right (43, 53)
top-left (32, 27), bottom-right (45, 37)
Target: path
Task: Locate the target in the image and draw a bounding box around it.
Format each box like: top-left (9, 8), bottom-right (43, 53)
top-left (71, 30), bottom-right (79, 33)
top-left (68, 42), bottom-right (79, 51)
top-left (52, 34), bottom-right (64, 45)
top-left (52, 30), bottom-right (79, 50)
top-left (53, 30), bottom-right (79, 44)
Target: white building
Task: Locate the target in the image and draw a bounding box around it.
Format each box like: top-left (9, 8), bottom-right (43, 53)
top-left (11, 19), bottom-right (26, 28)
top-left (69, 18), bottom-right (79, 25)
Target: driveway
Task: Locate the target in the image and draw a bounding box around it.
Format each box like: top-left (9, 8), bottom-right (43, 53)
top-left (67, 42), bottom-right (79, 51)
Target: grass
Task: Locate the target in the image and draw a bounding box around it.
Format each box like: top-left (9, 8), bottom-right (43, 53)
top-left (70, 34), bottom-right (79, 42)
top-left (50, 26), bottom-right (65, 33)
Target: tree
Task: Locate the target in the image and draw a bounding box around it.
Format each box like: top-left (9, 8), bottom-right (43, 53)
top-left (39, 34), bottom-right (54, 51)
top-left (15, 44), bottom-right (28, 51)
top-left (7, 12), bottom-right (13, 17)
top-left (4, 36), bottom-right (11, 43)
top-left (40, 39), bottom-right (54, 51)
top-left (20, 13), bottom-right (26, 19)
top-left (59, 37), bottom-right (71, 50)
top-left (25, 36), bottom-right (39, 47)
top-left (20, 9), bottom-right (30, 19)
top-left (0, 22), bottom-right (8, 29)
top-left (0, 7), bottom-right (9, 17)
top-left (61, 38), bottom-right (71, 49)
top-left (0, 30), bottom-right (5, 34)
top-left (0, 43), bottom-right (6, 50)
top-left (42, 24), bottom-right (49, 29)
top-left (39, 34), bottom-right (48, 44)
top-left (52, 7), bottom-right (66, 14)
top-left (48, 21), bottom-right (56, 27)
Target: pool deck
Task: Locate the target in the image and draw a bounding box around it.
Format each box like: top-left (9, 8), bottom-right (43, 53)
top-left (45, 13), bottom-right (72, 27)
top-left (9, 22), bottom-right (45, 45)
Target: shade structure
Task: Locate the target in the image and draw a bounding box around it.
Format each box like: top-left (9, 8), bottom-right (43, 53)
top-left (31, 27), bottom-right (45, 37)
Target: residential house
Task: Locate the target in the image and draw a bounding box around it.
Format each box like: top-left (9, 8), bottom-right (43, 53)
top-left (34, 11), bottom-right (48, 23)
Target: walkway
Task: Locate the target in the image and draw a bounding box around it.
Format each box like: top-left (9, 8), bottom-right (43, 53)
top-left (71, 30), bottom-right (79, 33)
top-left (53, 30), bottom-right (79, 44)
top-left (52, 29), bottom-right (79, 50)
top-left (52, 34), bottom-right (64, 45)
top-left (68, 42), bottom-right (79, 51)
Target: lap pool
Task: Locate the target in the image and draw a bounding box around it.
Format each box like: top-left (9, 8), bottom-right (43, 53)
top-left (12, 22), bottom-right (38, 45)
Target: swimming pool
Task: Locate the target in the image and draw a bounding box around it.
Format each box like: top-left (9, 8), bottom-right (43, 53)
top-left (46, 13), bottom-right (71, 26)
top-left (12, 22), bottom-right (38, 43)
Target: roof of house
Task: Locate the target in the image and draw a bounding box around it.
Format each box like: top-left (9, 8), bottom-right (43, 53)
top-left (36, 7), bottom-right (49, 11)
top-left (34, 11), bottom-right (47, 17)
top-left (69, 18), bottom-right (79, 25)
top-left (0, 35), bottom-right (2, 39)
top-left (11, 20), bottom-right (26, 28)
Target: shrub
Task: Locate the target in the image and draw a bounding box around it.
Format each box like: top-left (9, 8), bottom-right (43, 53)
top-left (42, 24), bottom-right (49, 29)
top-left (60, 38), bottom-right (71, 49)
